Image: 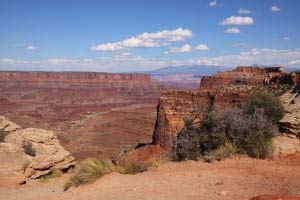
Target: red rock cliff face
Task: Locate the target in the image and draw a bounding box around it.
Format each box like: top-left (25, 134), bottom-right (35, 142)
top-left (200, 66), bottom-right (294, 89)
top-left (153, 66), bottom-right (299, 150)
top-left (0, 71), bottom-right (151, 83)
top-left (153, 89), bottom-right (249, 150)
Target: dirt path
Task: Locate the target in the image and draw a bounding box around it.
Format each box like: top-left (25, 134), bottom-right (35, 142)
top-left (1, 157), bottom-right (300, 200)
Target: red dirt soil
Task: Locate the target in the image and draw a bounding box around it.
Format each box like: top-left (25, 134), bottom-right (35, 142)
top-left (1, 157), bottom-right (300, 200)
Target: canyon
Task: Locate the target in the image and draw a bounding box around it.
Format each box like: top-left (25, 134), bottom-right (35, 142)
top-left (0, 71), bottom-right (164, 160)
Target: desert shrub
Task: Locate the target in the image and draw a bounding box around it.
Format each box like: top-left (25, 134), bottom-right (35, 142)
top-left (243, 92), bottom-right (284, 123)
top-left (235, 109), bottom-right (276, 158)
top-left (174, 118), bottom-right (201, 161)
top-left (174, 108), bottom-right (277, 161)
top-left (23, 141), bottom-right (36, 157)
top-left (0, 131), bottom-right (3, 142)
top-left (63, 158), bottom-right (113, 191)
top-left (203, 142), bottom-right (237, 163)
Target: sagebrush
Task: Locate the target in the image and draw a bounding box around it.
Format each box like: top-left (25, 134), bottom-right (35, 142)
top-left (174, 92), bottom-right (280, 161)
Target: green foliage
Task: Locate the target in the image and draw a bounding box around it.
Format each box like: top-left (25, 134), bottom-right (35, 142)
top-left (23, 141), bottom-right (36, 157)
top-left (243, 92), bottom-right (285, 123)
top-left (174, 118), bottom-right (201, 161)
top-left (174, 107), bottom-right (277, 161)
top-left (63, 158), bottom-right (113, 191)
top-left (203, 142), bottom-right (237, 163)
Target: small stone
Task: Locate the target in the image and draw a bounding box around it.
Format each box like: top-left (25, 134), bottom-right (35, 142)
top-left (218, 191), bottom-right (226, 196)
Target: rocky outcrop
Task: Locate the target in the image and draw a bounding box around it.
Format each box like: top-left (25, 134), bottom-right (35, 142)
top-left (274, 134), bottom-right (300, 157)
top-left (153, 88), bottom-right (250, 149)
top-left (153, 66), bottom-right (300, 151)
top-left (0, 116), bottom-right (21, 132)
top-left (279, 88), bottom-right (300, 137)
top-left (0, 117), bottom-right (75, 185)
top-left (200, 66), bottom-right (298, 89)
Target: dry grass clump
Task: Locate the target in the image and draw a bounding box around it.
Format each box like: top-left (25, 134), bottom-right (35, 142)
top-left (40, 169), bottom-right (63, 183)
top-left (63, 158), bottom-right (159, 191)
top-left (63, 158), bottom-right (113, 191)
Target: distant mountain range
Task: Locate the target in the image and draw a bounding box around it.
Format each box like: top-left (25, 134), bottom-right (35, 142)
top-left (143, 65), bottom-right (230, 76)
top-left (142, 65), bottom-right (300, 76)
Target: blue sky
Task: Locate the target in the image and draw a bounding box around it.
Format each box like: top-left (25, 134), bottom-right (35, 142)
top-left (0, 0), bottom-right (300, 72)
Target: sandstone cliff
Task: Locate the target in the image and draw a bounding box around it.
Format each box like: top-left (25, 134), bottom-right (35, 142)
top-left (153, 88), bottom-right (250, 150)
top-left (153, 66), bottom-right (300, 150)
top-left (0, 71), bottom-right (151, 83)
top-left (0, 116), bottom-right (75, 185)
top-left (200, 66), bottom-right (299, 89)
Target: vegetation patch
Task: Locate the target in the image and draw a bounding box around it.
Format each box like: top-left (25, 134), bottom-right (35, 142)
top-left (63, 158), bottom-right (159, 191)
top-left (63, 158), bottom-right (113, 191)
top-left (174, 92), bottom-right (282, 162)
top-left (23, 141), bottom-right (36, 157)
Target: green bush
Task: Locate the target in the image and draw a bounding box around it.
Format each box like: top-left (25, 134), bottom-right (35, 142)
top-left (63, 158), bottom-right (113, 191)
top-left (23, 141), bottom-right (36, 157)
top-left (243, 92), bottom-right (285, 123)
top-left (174, 108), bottom-right (277, 161)
top-left (203, 142), bottom-right (237, 162)
top-left (174, 118), bottom-right (201, 161)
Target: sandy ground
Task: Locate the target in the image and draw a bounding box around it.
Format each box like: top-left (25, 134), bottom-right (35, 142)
top-left (1, 157), bottom-right (300, 200)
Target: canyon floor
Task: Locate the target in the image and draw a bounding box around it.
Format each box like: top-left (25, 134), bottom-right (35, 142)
top-left (1, 157), bottom-right (300, 200)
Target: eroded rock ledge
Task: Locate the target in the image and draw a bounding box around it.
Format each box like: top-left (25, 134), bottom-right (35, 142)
top-left (0, 116), bottom-right (75, 185)
top-left (153, 66), bottom-right (300, 151)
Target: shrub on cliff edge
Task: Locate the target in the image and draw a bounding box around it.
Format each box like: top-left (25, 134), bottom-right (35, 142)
top-left (174, 108), bottom-right (277, 161)
top-left (243, 92), bottom-right (284, 123)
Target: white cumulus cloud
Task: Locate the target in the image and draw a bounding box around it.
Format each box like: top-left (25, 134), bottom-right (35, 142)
top-left (225, 27), bottom-right (241, 34)
top-left (195, 44), bottom-right (209, 51)
top-left (238, 8), bottom-right (251, 14)
top-left (168, 44), bottom-right (192, 53)
top-left (91, 28), bottom-right (193, 51)
top-left (271, 6), bottom-right (281, 12)
top-left (220, 16), bottom-right (254, 25)
top-left (209, 0), bottom-right (223, 7)
top-left (26, 45), bottom-right (35, 51)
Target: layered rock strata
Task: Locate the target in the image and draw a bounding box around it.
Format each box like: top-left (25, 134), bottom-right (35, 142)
top-left (153, 66), bottom-right (300, 151)
top-left (0, 116), bottom-right (75, 185)
top-left (153, 88), bottom-right (250, 149)
top-left (200, 66), bottom-right (299, 89)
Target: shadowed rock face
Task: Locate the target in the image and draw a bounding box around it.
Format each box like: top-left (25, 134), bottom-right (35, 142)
top-left (153, 89), bottom-right (249, 150)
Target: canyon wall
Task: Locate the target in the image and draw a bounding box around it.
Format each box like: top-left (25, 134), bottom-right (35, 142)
top-left (200, 66), bottom-right (298, 89)
top-left (153, 88), bottom-right (250, 150)
top-left (153, 66), bottom-right (300, 150)
top-left (0, 71), bottom-right (151, 83)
